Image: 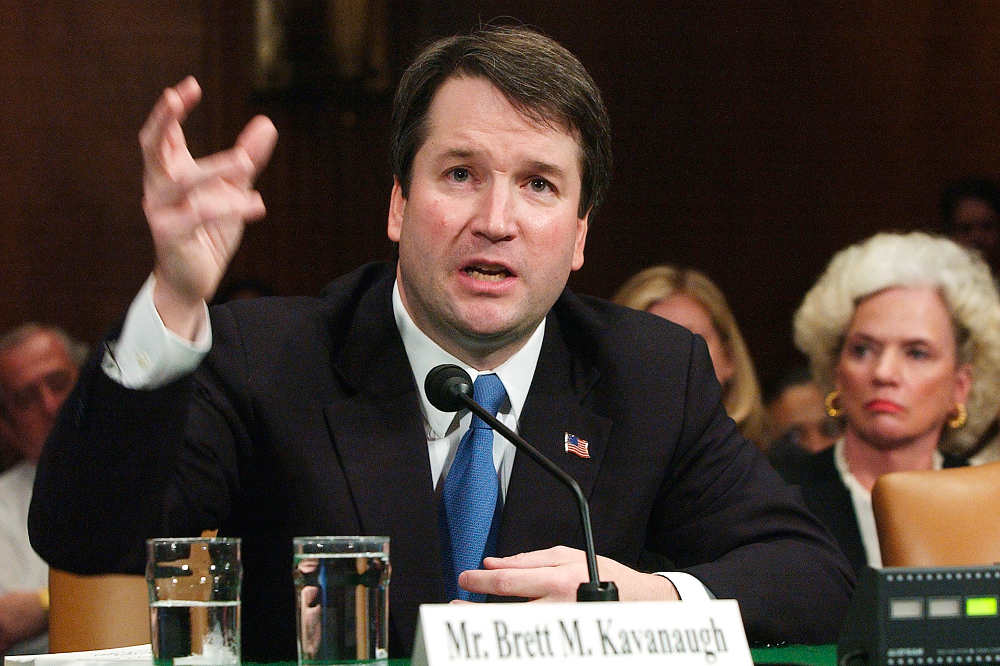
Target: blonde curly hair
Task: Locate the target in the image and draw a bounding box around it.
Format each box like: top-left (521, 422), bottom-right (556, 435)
top-left (793, 231), bottom-right (1000, 455)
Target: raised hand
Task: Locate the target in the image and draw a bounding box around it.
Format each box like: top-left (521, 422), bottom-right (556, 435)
top-left (139, 76), bottom-right (278, 338)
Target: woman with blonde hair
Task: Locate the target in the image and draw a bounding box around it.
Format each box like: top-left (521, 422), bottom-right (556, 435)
top-left (780, 231), bottom-right (1000, 575)
top-left (613, 265), bottom-right (768, 446)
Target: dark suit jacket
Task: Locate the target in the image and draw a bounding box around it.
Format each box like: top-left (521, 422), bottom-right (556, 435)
top-left (30, 262), bottom-right (853, 660)
top-left (776, 445), bottom-right (967, 577)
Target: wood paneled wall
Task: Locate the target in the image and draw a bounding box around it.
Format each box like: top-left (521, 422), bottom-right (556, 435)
top-left (4, 1), bottom-right (1000, 388)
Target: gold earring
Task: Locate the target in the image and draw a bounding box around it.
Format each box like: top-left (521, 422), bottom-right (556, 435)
top-left (948, 403), bottom-right (967, 429)
top-left (824, 390), bottom-right (842, 418)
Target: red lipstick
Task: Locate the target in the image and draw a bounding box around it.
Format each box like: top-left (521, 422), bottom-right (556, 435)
top-left (865, 399), bottom-right (903, 413)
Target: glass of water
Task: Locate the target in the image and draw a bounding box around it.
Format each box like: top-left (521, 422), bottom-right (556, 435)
top-left (293, 536), bottom-right (390, 664)
top-left (146, 537), bottom-right (242, 665)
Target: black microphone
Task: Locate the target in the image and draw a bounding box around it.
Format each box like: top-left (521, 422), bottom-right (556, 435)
top-left (425, 363), bottom-right (619, 602)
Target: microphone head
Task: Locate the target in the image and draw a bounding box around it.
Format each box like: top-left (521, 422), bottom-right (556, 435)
top-left (425, 364), bottom-right (473, 413)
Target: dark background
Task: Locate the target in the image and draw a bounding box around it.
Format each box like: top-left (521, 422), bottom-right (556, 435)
top-left (4, 1), bottom-right (999, 390)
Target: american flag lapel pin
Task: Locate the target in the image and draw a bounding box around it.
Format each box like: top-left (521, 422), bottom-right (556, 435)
top-left (564, 432), bottom-right (590, 459)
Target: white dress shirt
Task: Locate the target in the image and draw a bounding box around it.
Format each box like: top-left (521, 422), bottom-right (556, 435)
top-left (391, 282), bottom-right (537, 496)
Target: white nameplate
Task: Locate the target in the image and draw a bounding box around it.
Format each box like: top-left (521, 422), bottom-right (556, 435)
top-left (411, 600), bottom-right (752, 665)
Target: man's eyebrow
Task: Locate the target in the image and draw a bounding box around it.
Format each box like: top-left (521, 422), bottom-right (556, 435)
top-left (435, 147), bottom-right (477, 161)
top-left (524, 160), bottom-right (568, 180)
top-left (432, 149), bottom-right (570, 180)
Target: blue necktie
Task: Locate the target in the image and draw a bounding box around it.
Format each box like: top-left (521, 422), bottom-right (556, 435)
top-left (440, 373), bottom-right (507, 601)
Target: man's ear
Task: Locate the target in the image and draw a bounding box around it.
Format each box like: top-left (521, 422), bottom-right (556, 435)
top-left (570, 208), bottom-right (590, 271)
top-left (387, 176), bottom-right (406, 242)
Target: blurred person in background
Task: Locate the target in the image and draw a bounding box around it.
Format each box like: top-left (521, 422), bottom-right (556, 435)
top-left (0, 324), bottom-right (85, 655)
top-left (613, 264), bottom-right (768, 447)
top-left (779, 232), bottom-right (1000, 576)
top-left (940, 176), bottom-right (1000, 276)
top-left (765, 364), bottom-right (842, 468)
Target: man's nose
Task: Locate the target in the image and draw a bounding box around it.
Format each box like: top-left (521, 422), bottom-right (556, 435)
top-left (472, 182), bottom-right (516, 241)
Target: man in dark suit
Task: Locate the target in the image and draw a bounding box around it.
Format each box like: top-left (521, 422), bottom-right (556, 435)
top-left (28, 25), bottom-right (854, 660)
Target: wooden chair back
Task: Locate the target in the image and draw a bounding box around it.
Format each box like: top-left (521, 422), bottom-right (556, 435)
top-left (48, 569), bottom-right (150, 652)
top-left (873, 461), bottom-right (1000, 567)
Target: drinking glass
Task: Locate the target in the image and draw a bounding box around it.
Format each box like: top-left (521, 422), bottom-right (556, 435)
top-left (146, 537), bottom-right (242, 665)
top-left (293, 536), bottom-right (390, 664)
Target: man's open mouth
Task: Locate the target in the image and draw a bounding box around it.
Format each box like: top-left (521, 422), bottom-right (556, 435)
top-left (463, 265), bottom-right (512, 281)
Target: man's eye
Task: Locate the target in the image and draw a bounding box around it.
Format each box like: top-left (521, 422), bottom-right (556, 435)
top-left (449, 167), bottom-right (470, 182)
top-left (528, 178), bottom-right (551, 193)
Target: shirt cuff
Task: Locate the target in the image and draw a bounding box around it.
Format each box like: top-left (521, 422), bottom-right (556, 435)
top-left (101, 273), bottom-right (211, 389)
top-left (653, 571), bottom-right (713, 601)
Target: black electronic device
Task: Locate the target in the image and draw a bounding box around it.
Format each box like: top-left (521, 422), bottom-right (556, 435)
top-left (838, 565), bottom-right (1000, 665)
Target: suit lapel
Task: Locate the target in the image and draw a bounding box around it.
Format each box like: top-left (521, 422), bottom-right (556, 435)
top-left (323, 276), bottom-right (445, 650)
top-left (498, 314), bottom-right (613, 557)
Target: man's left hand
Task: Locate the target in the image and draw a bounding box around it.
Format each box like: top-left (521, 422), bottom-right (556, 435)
top-left (458, 546), bottom-right (680, 602)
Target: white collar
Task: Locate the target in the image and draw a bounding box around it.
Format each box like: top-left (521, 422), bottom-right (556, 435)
top-left (392, 281), bottom-right (544, 438)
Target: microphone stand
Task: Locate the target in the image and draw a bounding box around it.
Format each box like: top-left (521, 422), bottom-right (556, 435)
top-left (438, 372), bottom-right (618, 602)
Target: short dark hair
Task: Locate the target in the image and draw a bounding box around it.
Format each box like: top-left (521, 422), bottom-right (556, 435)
top-left (390, 24), bottom-right (612, 219)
